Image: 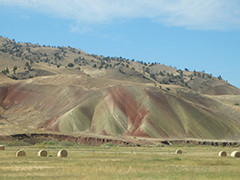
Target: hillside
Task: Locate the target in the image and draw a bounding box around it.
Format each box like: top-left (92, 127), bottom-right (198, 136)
top-left (1, 36), bottom-right (240, 95)
top-left (0, 36), bottom-right (240, 141)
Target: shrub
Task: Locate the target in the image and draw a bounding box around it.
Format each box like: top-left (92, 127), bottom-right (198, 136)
top-left (118, 68), bottom-right (123, 73)
top-left (150, 73), bottom-right (156, 80)
top-left (2, 68), bottom-right (9, 75)
top-left (10, 75), bottom-right (18, 80)
top-left (25, 62), bottom-right (31, 70)
top-left (13, 66), bottom-right (17, 74)
top-left (105, 64), bottom-right (109, 69)
top-left (67, 63), bottom-right (74, 67)
top-left (193, 70), bottom-right (197, 76)
top-left (145, 67), bottom-right (150, 73)
top-left (159, 71), bottom-right (164, 76)
top-left (161, 80), bottom-right (166, 84)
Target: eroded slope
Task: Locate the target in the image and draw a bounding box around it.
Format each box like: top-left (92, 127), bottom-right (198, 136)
top-left (1, 74), bottom-right (240, 140)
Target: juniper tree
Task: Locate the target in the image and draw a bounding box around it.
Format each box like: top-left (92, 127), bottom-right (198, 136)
top-left (13, 66), bottom-right (17, 74)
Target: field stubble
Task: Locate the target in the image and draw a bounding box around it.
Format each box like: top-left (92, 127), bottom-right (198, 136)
top-left (0, 145), bottom-right (239, 180)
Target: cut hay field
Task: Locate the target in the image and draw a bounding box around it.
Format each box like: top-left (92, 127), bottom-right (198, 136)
top-left (0, 143), bottom-right (239, 180)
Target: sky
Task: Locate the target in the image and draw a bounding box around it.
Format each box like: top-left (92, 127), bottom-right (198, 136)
top-left (0, 0), bottom-right (240, 88)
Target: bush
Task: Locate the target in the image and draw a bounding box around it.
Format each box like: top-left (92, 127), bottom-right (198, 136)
top-left (67, 63), bottom-right (74, 67)
top-left (161, 80), bottom-right (166, 84)
top-left (2, 68), bottom-right (9, 75)
top-left (145, 67), bottom-right (150, 73)
top-left (159, 71), bottom-right (164, 76)
top-left (13, 66), bottom-right (17, 74)
top-left (118, 68), bottom-right (123, 73)
top-left (150, 73), bottom-right (156, 80)
top-left (10, 75), bottom-right (18, 80)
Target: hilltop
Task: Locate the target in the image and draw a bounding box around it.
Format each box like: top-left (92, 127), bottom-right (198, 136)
top-left (1, 36), bottom-right (239, 95)
top-left (0, 36), bottom-right (240, 144)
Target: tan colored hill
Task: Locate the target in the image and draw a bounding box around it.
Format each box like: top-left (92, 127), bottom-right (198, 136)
top-left (0, 36), bottom-right (240, 141)
top-left (1, 36), bottom-right (240, 95)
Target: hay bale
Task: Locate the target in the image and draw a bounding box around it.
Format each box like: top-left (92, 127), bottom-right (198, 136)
top-left (38, 150), bottom-right (48, 157)
top-left (16, 150), bottom-right (26, 157)
top-left (175, 149), bottom-right (182, 154)
top-left (0, 145), bottom-right (5, 150)
top-left (57, 149), bottom-right (68, 157)
top-left (218, 151), bottom-right (227, 157)
top-left (231, 151), bottom-right (240, 158)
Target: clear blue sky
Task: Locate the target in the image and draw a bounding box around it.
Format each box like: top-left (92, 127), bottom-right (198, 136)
top-left (0, 0), bottom-right (240, 88)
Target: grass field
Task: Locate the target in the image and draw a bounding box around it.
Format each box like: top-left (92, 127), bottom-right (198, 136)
top-left (0, 142), bottom-right (239, 180)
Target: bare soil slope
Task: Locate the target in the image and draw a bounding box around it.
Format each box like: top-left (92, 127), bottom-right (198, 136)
top-left (0, 74), bottom-right (240, 140)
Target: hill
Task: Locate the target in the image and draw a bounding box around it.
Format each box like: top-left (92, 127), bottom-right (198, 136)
top-left (0, 36), bottom-right (240, 142)
top-left (1, 36), bottom-right (240, 95)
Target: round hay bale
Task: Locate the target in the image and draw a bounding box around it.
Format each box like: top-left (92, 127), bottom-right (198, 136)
top-left (57, 149), bottom-right (68, 158)
top-left (0, 145), bottom-right (5, 150)
top-left (16, 150), bottom-right (26, 157)
top-left (175, 149), bottom-right (182, 154)
top-left (218, 151), bottom-right (227, 157)
top-left (231, 151), bottom-right (240, 158)
top-left (38, 150), bottom-right (48, 157)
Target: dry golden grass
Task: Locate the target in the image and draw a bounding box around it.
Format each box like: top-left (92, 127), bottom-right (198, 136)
top-left (0, 145), bottom-right (239, 180)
